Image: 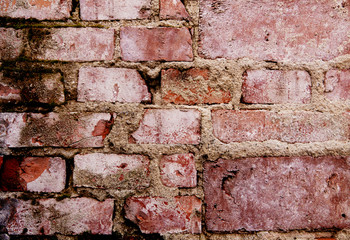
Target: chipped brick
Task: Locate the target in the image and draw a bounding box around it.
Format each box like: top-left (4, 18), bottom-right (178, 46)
top-left (7, 198), bottom-right (114, 235)
top-left (120, 27), bottom-right (193, 61)
top-left (242, 70), bottom-right (311, 104)
top-left (80, 0), bottom-right (151, 20)
top-left (0, 112), bottom-right (114, 148)
top-left (160, 153), bottom-right (197, 187)
top-left (0, 156), bottom-right (65, 192)
top-left (130, 109), bottom-right (200, 144)
top-left (73, 153), bottom-right (150, 190)
top-left (162, 68), bottom-right (231, 104)
top-left (204, 157), bottom-right (350, 231)
top-left (125, 196), bottom-right (201, 234)
top-left (78, 67), bottom-right (151, 103)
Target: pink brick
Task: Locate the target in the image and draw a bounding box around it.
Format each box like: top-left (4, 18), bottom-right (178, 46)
top-left (0, 0), bottom-right (71, 20)
top-left (162, 68), bottom-right (231, 104)
top-left (130, 109), bottom-right (200, 144)
top-left (160, 0), bottom-right (190, 20)
top-left (0, 112), bottom-right (114, 148)
top-left (0, 156), bottom-right (65, 192)
top-left (199, 0), bottom-right (350, 62)
top-left (212, 110), bottom-right (350, 143)
top-left (29, 28), bottom-right (114, 61)
top-left (125, 196), bottom-right (201, 234)
top-left (160, 153), bottom-right (197, 187)
top-left (0, 71), bottom-right (65, 104)
top-left (7, 198), bottom-right (114, 235)
top-left (0, 28), bottom-right (24, 60)
top-left (242, 70), bottom-right (311, 104)
top-left (325, 69), bottom-right (350, 101)
top-left (78, 67), bottom-right (151, 103)
top-left (80, 0), bottom-right (151, 20)
top-left (204, 157), bottom-right (350, 231)
top-left (74, 153), bottom-right (150, 189)
top-left (120, 27), bottom-right (193, 61)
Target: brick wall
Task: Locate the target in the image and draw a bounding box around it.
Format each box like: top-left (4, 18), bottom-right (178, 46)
top-left (1, 0), bottom-right (350, 239)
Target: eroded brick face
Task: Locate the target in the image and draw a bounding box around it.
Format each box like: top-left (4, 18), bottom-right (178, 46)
top-left (0, 71), bottom-right (65, 104)
top-left (199, 0), bottom-right (350, 62)
top-left (78, 67), bottom-right (151, 103)
top-left (7, 198), bottom-right (114, 235)
top-left (204, 157), bottom-right (350, 231)
top-left (0, 112), bottom-right (114, 148)
top-left (325, 69), bottom-right (350, 101)
top-left (130, 109), bottom-right (201, 144)
top-left (73, 153), bottom-right (150, 189)
top-left (80, 0), bottom-right (151, 20)
top-left (120, 27), bottom-right (193, 61)
top-left (242, 70), bottom-right (311, 104)
top-left (162, 68), bottom-right (231, 104)
top-left (160, 153), bottom-right (197, 188)
top-left (28, 28), bottom-right (114, 61)
top-left (212, 110), bottom-right (350, 143)
top-left (0, 28), bottom-right (24, 61)
top-left (0, 156), bottom-right (65, 192)
top-left (0, 0), bottom-right (71, 20)
top-left (125, 196), bottom-right (201, 234)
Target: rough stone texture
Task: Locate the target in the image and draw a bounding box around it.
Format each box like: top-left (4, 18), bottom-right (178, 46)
top-left (325, 69), bottom-right (350, 101)
top-left (130, 109), bottom-right (200, 144)
top-left (0, 0), bottom-right (71, 20)
top-left (80, 0), bottom-right (151, 20)
top-left (242, 70), bottom-right (311, 104)
top-left (125, 196), bottom-right (201, 234)
top-left (7, 198), bottom-right (114, 235)
top-left (0, 71), bottom-right (65, 104)
top-left (0, 156), bottom-right (65, 192)
top-left (160, 153), bottom-right (197, 188)
top-left (204, 157), bottom-right (350, 231)
top-left (120, 27), bottom-right (193, 61)
top-left (28, 28), bottom-right (114, 61)
top-left (73, 153), bottom-right (150, 189)
top-left (0, 28), bottom-right (24, 61)
top-left (199, 0), bottom-right (350, 62)
top-left (0, 112), bottom-right (114, 148)
top-left (160, 0), bottom-right (190, 20)
top-left (162, 68), bottom-right (231, 104)
top-left (212, 110), bottom-right (350, 143)
top-left (78, 67), bottom-right (151, 103)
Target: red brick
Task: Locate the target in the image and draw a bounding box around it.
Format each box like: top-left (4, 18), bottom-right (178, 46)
top-left (162, 68), bottom-right (231, 104)
top-left (0, 0), bottom-right (71, 20)
top-left (160, 153), bottom-right (196, 187)
top-left (130, 109), bottom-right (200, 144)
top-left (0, 28), bottom-right (24, 61)
top-left (80, 0), bottom-right (151, 20)
top-left (7, 198), bottom-right (114, 235)
top-left (0, 71), bottom-right (65, 104)
top-left (325, 69), bottom-right (350, 101)
top-left (29, 28), bottom-right (114, 61)
top-left (212, 110), bottom-right (350, 143)
top-left (242, 70), bottom-right (311, 104)
top-left (160, 0), bottom-right (190, 20)
top-left (0, 112), bottom-right (114, 148)
top-left (125, 196), bottom-right (201, 234)
top-left (78, 67), bottom-right (151, 103)
top-left (199, 0), bottom-right (350, 62)
top-left (74, 153), bottom-right (150, 189)
top-left (120, 27), bottom-right (193, 62)
top-left (0, 156), bottom-right (65, 192)
top-left (204, 157), bottom-right (350, 231)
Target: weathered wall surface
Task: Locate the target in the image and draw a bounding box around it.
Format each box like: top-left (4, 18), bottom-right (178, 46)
top-left (1, 0), bottom-right (350, 239)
